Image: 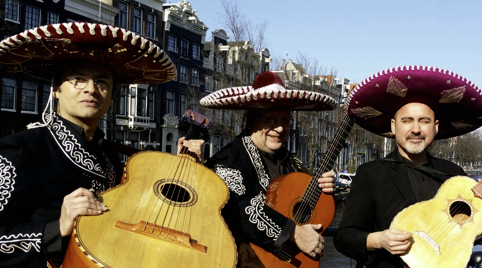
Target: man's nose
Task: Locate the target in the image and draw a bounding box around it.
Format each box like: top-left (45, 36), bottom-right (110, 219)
top-left (83, 79), bottom-right (97, 93)
top-left (411, 122), bottom-right (421, 133)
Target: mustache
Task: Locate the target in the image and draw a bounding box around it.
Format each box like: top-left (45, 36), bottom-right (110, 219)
top-left (406, 134), bottom-right (425, 140)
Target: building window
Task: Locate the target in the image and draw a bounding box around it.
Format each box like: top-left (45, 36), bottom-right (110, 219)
top-left (115, 86), bottom-right (127, 116)
top-left (166, 90), bottom-right (174, 114)
top-left (188, 97), bottom-right (198, 112)
top-left (118, 2), bottom-right (128, 29)
top-left (46, 11), bottom-right (59, 24)
top-left (215, 56), bottom-right (222, 71)
top-left (192, 43), bottom-right (200, 60)
top-left (191, 69), bottom-right (199, 86)
top-left (21, 81), bottom-right (37, 113)
top-left (25, 5), bottom-right (41, 29)
top-left (147, 13), bottom-right (155, 39)
top-left (137, 87), bottom-right (147, 116)
top-left (133, 7), bottom-right (142, 34)
top-left (2, 78), bottom-right (16, 111)
top-left (249, 70), bottom-right (255, 84)
top-left (42, 84), bottom-right (51, 110)
top-left (223, 110), bottom-right (230, 125)
top-left (167, 34), bottom-right (176, 52)
top-left (205, 76), bottom-right (212, 92)
top-left (179, 93), bottom-right (186, 115)
top-left (5, 0), bottom-right (19, 22)
top-left (179, 65), bottom-right (188, 84)
top-left (148, 91), bottom-right (154, 119)
top-left (180, 39), bottom-right (189, 58)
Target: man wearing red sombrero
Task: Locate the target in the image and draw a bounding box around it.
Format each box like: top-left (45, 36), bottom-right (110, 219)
top-left (0, 23), bottom-right (175, 267)
top-left (200, 71), bottom-right (338, 267)
top-left (333, 66), bottom-right (481, 268)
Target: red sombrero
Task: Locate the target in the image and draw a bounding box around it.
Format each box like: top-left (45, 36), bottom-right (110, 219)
top-left (200, 71), bottom-right (337, 111)
top-left (347, 65), bottom-right (482, 139)
top-left (0, 22), bottom-right (176, 84)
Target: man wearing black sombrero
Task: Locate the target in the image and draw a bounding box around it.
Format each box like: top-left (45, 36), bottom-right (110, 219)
top-left (0, 23), bottom-right (175, 267)
top-left (333, 66), bottom-right (482, 268)
top-left (200, 71), bottom-right (338, 267)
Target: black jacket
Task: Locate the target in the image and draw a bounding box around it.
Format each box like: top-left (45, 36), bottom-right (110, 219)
top-left (0, 114), bottom-right (122, 267)
top-left (333, 150), bottom-right (465, 268)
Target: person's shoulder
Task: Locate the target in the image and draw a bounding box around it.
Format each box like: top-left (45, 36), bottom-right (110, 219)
top-left (0, 127), bottom-right (45, 145)
top-left (431, 156), bottom-right (464, 171)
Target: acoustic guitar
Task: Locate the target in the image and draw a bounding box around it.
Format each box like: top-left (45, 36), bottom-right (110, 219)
top-left (62, 110), bottom-right (237, 268)
top-left (390, 176), bottom-right (482, 268)
top-left (250, 113), bottom-right (354, 268)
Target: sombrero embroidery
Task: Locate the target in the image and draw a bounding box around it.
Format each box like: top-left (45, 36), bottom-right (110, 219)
top-left (200, 71), bottom-right (337, 111)
top-left (346, 65), bottom-right (482, 139)
top-left (0, 22), bottom-right (176, 84)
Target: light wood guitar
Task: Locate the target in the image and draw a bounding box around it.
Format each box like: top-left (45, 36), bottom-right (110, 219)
top-left (250, 114), bottom-right (354, 268)
top-left (390, 176), bottom-right (482, 268)
top-left (62, 110), bottom-right (237, 268)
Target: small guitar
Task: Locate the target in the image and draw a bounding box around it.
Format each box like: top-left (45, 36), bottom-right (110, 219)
top-left (250, 113), bottom-right (355, 268)
top-left (390, 176), bottom-right (482, 268)
top-left (62, 110), bottom-right (237, 268)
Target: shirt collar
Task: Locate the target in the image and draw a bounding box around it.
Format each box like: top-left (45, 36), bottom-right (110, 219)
top-left (58, 117), bottom-right (105, 145)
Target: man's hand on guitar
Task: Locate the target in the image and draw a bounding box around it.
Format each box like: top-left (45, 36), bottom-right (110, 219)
top-left (317, 170), bottom-right (335, 193)
top-left (59, 188), bottom-right (107, 237)
top-left (367, 228), bottom-right (413, 255)
top-left (290, 224), bottom-right (325, 258)
top-left (177, 137), bottom-right (204, 162)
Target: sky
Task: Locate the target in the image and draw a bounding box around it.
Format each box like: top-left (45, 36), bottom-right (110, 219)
top-left (182, 0), bottom-right (481, 86)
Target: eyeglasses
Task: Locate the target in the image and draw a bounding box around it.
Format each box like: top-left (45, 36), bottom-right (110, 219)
top-left (258, 116), bottom-right (292, 127)
top-left (64, 75), bottom-right (112, 91)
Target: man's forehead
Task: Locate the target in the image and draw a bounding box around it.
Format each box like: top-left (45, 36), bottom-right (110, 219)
top-left (394, 102), bottom-right (435, 119)
top-left (62, 63), bottom-right (113, 77)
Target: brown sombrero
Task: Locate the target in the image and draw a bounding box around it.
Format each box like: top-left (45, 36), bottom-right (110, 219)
top-left (0, 22), bottom-right (176, 84)
top-left (347, 65), bottom-right (482, 139)
top-left (200, 71), bottom-right (337, 111)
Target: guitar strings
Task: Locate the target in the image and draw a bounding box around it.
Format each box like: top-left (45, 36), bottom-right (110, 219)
top-left (293, 115), bottom-right (352, 224)
top-left (409, 181), bottom-right (475, 252)
top-left (141, 123), bottom-right (196, 242)
top-left (155, 123), bottom-right (199, 242)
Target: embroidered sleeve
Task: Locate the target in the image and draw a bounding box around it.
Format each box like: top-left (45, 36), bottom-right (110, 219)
top-left (212, 163), bottom-right (289, 253)
top-left (0, 138), bottom-right (44, 265)
top-left (213, 164), bottom-right (246, 195)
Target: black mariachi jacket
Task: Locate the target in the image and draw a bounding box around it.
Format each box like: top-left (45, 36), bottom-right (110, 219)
top-left (0, 113), bottom-right (122, 267)
top-left (205, 131), bottom-right (307, 254)
top-left (333, 149), bottom-right (466, 268)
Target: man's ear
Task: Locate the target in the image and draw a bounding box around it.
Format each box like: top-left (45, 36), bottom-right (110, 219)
top-left (390, 118), bottom-right (396, 136)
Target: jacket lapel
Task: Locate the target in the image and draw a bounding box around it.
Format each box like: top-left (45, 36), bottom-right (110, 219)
top-left (386, 151), bottom-right (418, 205)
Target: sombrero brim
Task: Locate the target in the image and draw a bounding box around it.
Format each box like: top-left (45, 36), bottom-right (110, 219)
top-left (200, 83), bottom-right (338, 111)
top-left (347, 65), bottom-right (482, 139)
top-left (0, 23), bottom-right (176, 84)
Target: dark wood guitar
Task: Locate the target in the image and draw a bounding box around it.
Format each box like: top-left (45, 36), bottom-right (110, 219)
top-left (391, 176), bottom-right (482, 268)
top-left (250, 113), bottom-right (354, 268)
top-left (61, 110), bottom-right (237, 268)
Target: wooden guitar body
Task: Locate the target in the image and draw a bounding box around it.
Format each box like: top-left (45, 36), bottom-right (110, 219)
top-left (390, 176), bottom-right (482, 268)
top-left (250, 172), bottom-right (335, 268)
top-left (62, 151), bottom-right (237, 268)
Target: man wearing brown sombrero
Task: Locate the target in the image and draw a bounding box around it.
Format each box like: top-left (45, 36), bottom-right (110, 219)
top-left (0, 23), bottom-right (175, 267)
top-left (200, 71), bottom-right (338, 267)
top-left (334, 66), bottom-right (482, 268)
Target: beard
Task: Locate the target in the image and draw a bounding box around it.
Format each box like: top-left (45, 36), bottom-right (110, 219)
top-left (405, 135), bottom-right (426, 155)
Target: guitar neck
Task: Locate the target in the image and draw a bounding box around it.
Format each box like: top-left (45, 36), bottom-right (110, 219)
top-left (301, 113), bottom-right (354, 205)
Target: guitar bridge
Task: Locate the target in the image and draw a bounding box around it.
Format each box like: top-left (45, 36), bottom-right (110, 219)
top-left (415, 231), bottom-right (440, 255)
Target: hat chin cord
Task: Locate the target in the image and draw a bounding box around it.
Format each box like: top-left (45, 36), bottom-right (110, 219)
top-left (27, 79), bottom-right (55, 129)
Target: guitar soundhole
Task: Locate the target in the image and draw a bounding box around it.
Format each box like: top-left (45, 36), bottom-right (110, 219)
top-left (153, 179), bottom-right (198, 207)
top-left (292, 201), bottom-right (312, 223)
top-left (449, 200), bottom-right (471, 222)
